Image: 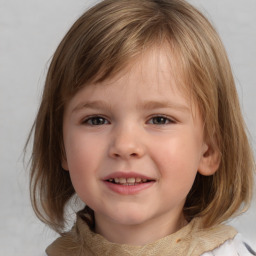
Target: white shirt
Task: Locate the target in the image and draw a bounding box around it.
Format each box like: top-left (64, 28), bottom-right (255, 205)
top-left (202, 234), bottom-right (256, 256)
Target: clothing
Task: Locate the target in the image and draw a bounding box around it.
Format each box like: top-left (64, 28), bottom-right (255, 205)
top-left (46, 215), bottom-right (255, 256)
top-left (201, 234), bottom-right (256, 256)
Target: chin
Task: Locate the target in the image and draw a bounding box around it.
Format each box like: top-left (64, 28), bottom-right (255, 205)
top-left (110, 209), bottom-right (151, 226)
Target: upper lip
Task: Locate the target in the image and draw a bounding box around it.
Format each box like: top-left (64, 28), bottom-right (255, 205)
top-left (103, 172), bottom-right (155, 181)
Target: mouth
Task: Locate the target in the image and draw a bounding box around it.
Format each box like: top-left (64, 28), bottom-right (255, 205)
top-left (103, 173), bottom-right (156, 194)
top-left (105, 177), bottom-right (154, 186)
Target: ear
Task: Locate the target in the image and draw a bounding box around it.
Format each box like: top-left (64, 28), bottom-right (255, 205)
top-left (61, 145), bottom-right (69, 171)
top-left (61, 141), bottom-right (69, 171)
top-left (62, 157), bottom-right (69, 171)
top-left (198, 142), bottom-right (221, 176)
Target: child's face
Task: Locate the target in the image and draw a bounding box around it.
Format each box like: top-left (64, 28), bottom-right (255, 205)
top-left (62, 48), bottom-right (209, 238)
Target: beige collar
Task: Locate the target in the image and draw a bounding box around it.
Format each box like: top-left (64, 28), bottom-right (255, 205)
top-left (46, 215), bottom-right (237, 256)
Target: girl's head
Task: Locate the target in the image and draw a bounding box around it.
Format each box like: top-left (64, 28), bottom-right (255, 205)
top-left (30, 0), bottom-right (255, 233)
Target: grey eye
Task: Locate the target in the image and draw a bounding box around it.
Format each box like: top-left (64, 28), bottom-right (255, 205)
top-left (149, 116), bottom-right (172, 125)
top-left (153, 117), bottom-right (167, 124)
top-left (84, 116), bottom-right (108, 125)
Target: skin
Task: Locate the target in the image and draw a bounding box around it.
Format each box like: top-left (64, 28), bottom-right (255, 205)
top-left (62, 47), bottom-right (219, 245)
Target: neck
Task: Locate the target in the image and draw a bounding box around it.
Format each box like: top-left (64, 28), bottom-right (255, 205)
top-left (94, 212), bottom-right (187, 246)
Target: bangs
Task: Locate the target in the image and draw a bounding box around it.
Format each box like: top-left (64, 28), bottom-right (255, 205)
top-left (55, 3), bottom-right (171, 99)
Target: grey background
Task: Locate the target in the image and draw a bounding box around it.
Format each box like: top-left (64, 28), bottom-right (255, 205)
top-left (0, 0), bottom-right (255, 255)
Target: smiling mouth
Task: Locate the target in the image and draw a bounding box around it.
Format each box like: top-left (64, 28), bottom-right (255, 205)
top-left (106, 177), bottom-right (154, 186)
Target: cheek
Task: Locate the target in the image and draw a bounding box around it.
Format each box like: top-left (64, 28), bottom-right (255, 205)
top-left (155, 136), bottom-right (201, 166)
top-left (65, 130), bottom-right (100, 167)
top-left (64, 136), bottom-right (100, 203)
top-left (151, 135), bottom-right (201, 185)
top-left (63, 133), bottom-right (100, 188)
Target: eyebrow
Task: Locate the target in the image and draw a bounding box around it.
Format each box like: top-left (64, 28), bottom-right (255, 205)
top-left (140, 100), bottom-right (190, 112)
top-left (72, 100), bottom-right (190, 113)
top-left (72, 101), bottom-right (113, 113)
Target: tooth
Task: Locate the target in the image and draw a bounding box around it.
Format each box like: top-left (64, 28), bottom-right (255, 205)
top-left (127, 178), bottom-right (136, 183)
top-left (142, 179), bottom-right (147, 183)
top-left (114, 178), bottom-right (120, 183)
top-left (135, 177), bottom-right (142, 183)
top-left (119, 178), bottom-right (126, 184)
top-left (109, 178), bottom-right (113, 182)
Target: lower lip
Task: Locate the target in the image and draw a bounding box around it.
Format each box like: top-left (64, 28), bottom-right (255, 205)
top-left (103, 181), bottom-right (155, 195)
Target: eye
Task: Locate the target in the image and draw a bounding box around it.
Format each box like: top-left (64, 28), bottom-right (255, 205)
top-left (82, 116), bottom-right (109, 126)
top-left (148, 115), bottom-right (175, 125)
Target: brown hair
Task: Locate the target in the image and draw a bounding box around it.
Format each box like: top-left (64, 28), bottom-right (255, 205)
top-left (28, 0), bottom-right (255, 233)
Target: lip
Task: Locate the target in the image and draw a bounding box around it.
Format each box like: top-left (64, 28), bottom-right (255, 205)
top-left (102, 172), bottom-right (156, 195)
top-left (103, 172), bottom-right (154, 180)
top-left (103, 180), bottom-right (155, 195)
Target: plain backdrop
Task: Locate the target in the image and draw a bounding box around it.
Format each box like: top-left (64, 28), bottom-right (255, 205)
top-left (0, 0), bottom-right (255, 255)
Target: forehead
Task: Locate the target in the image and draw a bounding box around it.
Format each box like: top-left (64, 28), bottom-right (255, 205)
top-left (104, 46), bottom-right (195, 111)
top-left (94, 45), bottom-right (190, 98)
top-left (67, 46), bottom-right (199, 117)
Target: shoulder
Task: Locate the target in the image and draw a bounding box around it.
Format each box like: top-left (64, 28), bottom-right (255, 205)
top-left (201, 234), bottom-right (256, 256)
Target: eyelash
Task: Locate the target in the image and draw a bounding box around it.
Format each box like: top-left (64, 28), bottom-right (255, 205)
top-left (147, 115), bottom-right (176, 125)
top-left (82, 116), bottom-right (110, 126)
top-left (81, 115), bottom-right (176, 126)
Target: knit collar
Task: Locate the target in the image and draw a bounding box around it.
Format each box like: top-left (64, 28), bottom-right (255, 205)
top-left (46, 215), bottom-right (237, 256)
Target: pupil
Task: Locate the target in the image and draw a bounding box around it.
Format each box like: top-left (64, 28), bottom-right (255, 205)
top-left (154, 117), bottom-right (165, 124)
top-left (92, 117), bottom-right (104, 125)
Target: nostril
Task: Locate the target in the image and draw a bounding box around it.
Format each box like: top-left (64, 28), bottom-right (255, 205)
top-left (109, 142), bottom-right (145, 159)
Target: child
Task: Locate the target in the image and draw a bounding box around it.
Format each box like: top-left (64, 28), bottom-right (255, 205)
top-left (28, 0), bottom-right (256, 255)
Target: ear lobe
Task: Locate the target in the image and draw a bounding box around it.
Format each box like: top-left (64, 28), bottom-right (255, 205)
top-left (198, 143), bottom-right (221, 176)
top-left (61, 142), bottom-right (69, 171)
top-left (62, 158), bottom-right (69, 171)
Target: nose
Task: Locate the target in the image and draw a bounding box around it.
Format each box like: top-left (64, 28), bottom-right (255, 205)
top-left (108, 124), bottom-right (145, 160)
